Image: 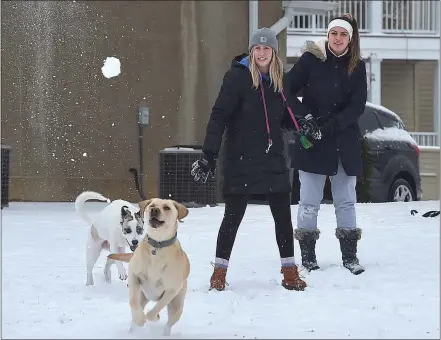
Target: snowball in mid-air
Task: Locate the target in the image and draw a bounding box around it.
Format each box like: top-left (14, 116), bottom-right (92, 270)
top-left (101, 57), bottom-right (121, 79)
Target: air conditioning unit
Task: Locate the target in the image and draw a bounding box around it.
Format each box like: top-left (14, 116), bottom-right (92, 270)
top-left (1, 145), bottom-right (11, 209)
top-left (159, 146), bottom-right (217, 207)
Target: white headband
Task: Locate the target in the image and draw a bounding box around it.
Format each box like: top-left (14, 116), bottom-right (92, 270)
top-left (327, 19), bottom-right (353, 40)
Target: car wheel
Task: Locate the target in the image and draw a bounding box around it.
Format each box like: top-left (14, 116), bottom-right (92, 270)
top-left (388, 178), bottom-right (414, 202)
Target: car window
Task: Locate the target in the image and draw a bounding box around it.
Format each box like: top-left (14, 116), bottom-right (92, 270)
top-left (358, 107), bottom-right (381, 134)
top-left (376, 111), bottom-right (405, 130)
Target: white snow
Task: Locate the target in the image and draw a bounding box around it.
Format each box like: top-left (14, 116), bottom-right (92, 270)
top-left (2, 200), bottom-right (440, 339)
top-left (101, 57), bottom-right (121, 79)
top-left (364, 127), bottom-right (418, 145)
top-left (366, 102), bottom-right (403, 122)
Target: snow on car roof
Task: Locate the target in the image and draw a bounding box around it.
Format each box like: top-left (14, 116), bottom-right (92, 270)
top-left (364, 127), bottom-right (417, 145)
top-left (365, 102), bottom-right (402, 122)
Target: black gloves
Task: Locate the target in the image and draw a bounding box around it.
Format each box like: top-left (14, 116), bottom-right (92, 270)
top-left (191, 153), bottom-right (216, 183)
top-left (299, 114), bottom-right (322, 141)
top-left (297, 114), bottom-right (322, 149)
top-left (318, 117), bottom-right (338, 138)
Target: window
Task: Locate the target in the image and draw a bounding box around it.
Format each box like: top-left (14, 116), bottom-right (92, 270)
top-left (376, 111), bottom-right (405, 130)
top-left (358, 107), bottom-right (382, 134)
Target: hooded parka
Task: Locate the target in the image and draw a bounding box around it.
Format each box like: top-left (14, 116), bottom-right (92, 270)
top-left (202, 54), bottom-right (298, 196)
top-left (287, 40), bottom-right (368, 176)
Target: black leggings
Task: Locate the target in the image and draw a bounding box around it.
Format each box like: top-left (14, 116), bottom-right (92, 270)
top-left (215, 192), bottom-right (294, 261)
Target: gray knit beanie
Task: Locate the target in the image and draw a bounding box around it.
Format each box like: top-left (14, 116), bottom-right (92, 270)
top-left (248, 27), bottom-right (278, 53)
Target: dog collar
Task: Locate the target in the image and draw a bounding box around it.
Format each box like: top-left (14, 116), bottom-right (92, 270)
top-left (147, 232), bottom-right (178, 250)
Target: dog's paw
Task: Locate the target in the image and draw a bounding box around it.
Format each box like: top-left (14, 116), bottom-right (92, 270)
top-left (145, 310), bottom-right (160, 322)
top-left (104, 269), bottom-right (112, 283)
top-left (132, 310), bottom-right (146, 327)
top-left (119, 271), bottom-right (128, 281)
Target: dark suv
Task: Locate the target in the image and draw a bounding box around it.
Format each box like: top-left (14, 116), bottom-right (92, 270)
top-left (287, 102), bottom-right (422, 204)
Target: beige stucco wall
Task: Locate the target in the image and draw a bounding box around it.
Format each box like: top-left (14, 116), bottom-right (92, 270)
top-left (381, 60), bottom-right (437, 132)
top-left (419, 147), bottom-right (440, 200)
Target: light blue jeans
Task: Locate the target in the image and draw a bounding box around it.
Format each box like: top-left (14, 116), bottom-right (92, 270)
top-left (297, 159), bottom-right (357, 230)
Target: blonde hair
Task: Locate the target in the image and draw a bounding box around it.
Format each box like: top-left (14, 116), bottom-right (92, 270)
top-left (249, 49), bottom-right (284, 93)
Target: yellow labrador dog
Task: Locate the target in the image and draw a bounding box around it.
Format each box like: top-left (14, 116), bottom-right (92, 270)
top-left (108, 198), bottom-right (189, 336)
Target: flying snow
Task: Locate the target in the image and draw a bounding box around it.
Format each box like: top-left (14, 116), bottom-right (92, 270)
top-left (101, 57), bottom-right (121, 79)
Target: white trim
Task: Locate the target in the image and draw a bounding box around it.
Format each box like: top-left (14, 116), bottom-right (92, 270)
top-left (249, 1), bottom-right (259, 42)
top-left (420, 173), bottom-right (438, 177)
top-left (287, 34), bottom-right (440, 60)
top-left (367, 58), bottom-right (382, 105)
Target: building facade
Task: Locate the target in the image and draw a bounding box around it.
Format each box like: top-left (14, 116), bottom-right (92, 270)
top-left (1, 0), bottom-right (285, 202)
top-left (286, 0), bottom-right (440, 147)
top-left (3, 0), bottom-right (439, 202)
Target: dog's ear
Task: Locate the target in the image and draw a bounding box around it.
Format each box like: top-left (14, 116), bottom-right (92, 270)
top-left (173, 201), bottom-right (189, 222)
top-left (121, 206), bottom-right (131, 218)
top-left (108, 253), bottom-right (133, 263)
top-left (138, 199), bottom-right (153, 215)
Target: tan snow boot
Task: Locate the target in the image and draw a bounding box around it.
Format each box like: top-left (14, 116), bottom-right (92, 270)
top-left (281, 265), bottom-right (307, 291)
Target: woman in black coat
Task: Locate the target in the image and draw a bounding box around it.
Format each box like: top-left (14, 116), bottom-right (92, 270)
top-left (191, 28), bottom-right (309, 292)
top-left (287, 14), bottom-right (368, 275)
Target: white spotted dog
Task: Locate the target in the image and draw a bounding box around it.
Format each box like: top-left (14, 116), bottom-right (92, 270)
top-left (74, 191), bottom-right (145, 286)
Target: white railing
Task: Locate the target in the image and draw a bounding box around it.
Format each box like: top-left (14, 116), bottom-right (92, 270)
top-left (288, 0), bottom-right (439, 35)
top-left (409, 132), bottom-right (440, 147)
top-left (382, 0), bottom-right (439, 34)
top-left (288, 0), bottom-right (370, 33)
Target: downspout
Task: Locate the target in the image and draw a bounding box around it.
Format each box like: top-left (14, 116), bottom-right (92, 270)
top-left (249, 0), bottom-right (258, 40)
top-left (270, 6), bottom-right (295, 36)
top-left (271, 1), bottom-right (339, 36)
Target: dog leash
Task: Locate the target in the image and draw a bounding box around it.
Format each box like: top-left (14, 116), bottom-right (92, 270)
top-left (259, 77), bottom-right (273, 153)
top-left (280, 89), bottom-right (301, 132)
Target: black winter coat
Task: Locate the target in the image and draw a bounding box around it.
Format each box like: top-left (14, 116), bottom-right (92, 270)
top-left (202, 54), bottom-right (299, 196)
top-left (287, 40), bottom-right (368, 176)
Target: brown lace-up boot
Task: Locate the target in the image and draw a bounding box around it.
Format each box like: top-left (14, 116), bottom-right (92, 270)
top-left (281, 265), bottom-right (307, 291)
top-left (209, 266), bottom-right (227, 291)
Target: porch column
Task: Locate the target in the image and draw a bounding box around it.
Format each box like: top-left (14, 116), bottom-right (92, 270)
top-left (368, 57), bottom-right (382, 105)
top-left (369, 1), bottom-right (383, 34)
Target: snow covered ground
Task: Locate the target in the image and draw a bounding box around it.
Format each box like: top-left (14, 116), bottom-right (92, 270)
top-left (2, 200), bottom-right (440, 339)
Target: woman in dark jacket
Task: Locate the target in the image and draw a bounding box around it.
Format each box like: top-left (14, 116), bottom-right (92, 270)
top-left (191, 28), bottom-right (310, 291)
top-left (287, 14), bottom-right (367, 275)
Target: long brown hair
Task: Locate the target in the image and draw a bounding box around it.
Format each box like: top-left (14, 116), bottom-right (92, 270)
top-left (329, 13), bottom-right (362, 75)
top-left (249, 49), bottom-right (284, 93)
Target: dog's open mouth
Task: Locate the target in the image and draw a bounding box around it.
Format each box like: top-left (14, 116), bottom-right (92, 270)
top-left (149, 217), bottom-right (165, 228)
top-left (130, 245), bottom-right (138, 252)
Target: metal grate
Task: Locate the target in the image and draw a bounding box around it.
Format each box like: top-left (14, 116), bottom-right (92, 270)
top-left (1, 145), bottom-right (11, 208)
top-left (159, 146), bottom-right (217, 207)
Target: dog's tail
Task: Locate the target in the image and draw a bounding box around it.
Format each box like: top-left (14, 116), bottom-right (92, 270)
top-left (75, 191), bottom-right (111, 225)
top-left (108, 253), bottom-right (133, 263)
